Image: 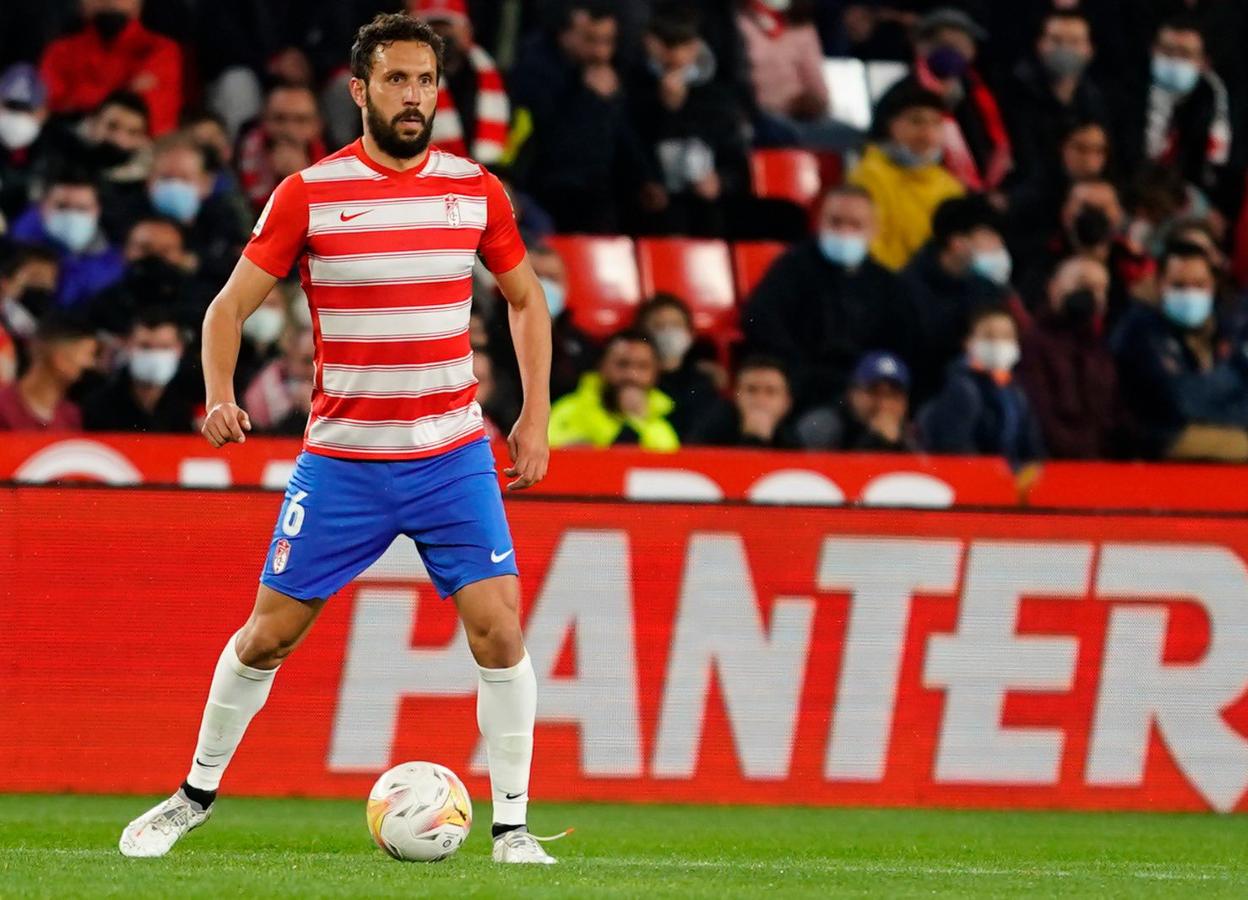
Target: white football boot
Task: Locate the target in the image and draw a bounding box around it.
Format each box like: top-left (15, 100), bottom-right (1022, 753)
top-left (491, 827), bottom-right (570, 864)
top-left (119, 790), bottom-right (212, 858)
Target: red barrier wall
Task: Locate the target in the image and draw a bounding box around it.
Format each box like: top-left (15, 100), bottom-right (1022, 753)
top-left (4, 486), bottom-right (1248, 811)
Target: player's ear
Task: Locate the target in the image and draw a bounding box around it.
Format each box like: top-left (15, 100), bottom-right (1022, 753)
top-left (348, 77), bottom-right (367, 111)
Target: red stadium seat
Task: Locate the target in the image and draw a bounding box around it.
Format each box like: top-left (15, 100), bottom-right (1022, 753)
top-left (547, 235), bottom-right (642, 338)
top-left (750, 148), bottom-right (823, 207)
top-left (732, 241), bottom-right (788, 301)
top-left (636, 238), bottom-right (736, 338)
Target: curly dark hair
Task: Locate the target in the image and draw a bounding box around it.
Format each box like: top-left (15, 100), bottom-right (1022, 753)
top-left (350, 13), bottom-right (445, 83)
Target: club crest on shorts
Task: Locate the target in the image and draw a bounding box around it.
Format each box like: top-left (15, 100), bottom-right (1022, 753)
top-left (444, 195), bottom-right (461, 228)
top-left (273, 538), bottom-right (291, 574)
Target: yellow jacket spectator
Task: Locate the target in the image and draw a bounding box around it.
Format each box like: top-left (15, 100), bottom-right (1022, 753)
top-left (548, 332), bottom-right (680, 451)
top-left (849, 85), bottom-right (965, 270)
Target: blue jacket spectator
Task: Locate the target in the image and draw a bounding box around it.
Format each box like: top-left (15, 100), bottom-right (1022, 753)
top-left (10, 171), bottom-right (124, 309)
top-left (919, 307), bottom-right (1045, 468)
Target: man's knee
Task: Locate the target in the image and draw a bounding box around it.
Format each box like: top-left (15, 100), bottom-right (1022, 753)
top-left (464, 611), bottom-right (524, 669)
top-left (234, 620), bottom-right (299, 669)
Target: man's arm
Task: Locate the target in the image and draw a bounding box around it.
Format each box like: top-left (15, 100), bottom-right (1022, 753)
top-left (494, 256), bottom-right (552, 490)
top-left (200, 256), bottom-right (279, 447)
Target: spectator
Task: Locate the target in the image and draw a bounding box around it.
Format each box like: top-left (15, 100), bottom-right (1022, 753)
top-left (902, 194), bottom-right (1013, 399)
top-left (549, 330), bottom-right (679, 450)
top-left (39, 0), bottom-right (182, 135)
top-left (181, 109), bottom-right (253, 239)
top-left (689, 354), bottom-right (798, 448)
top-left (0, 246), bottom-right (59, 358)
top-left (1018, 255), bottom-right (1125, 459)
top-left (86, 215), bottom-right (209, 336)
top-left (839, 351), bottom-right (916, 452)
top-left (737, 0), bottom-right (860, 151)
top-left (9, 169), bottom-right (126, 308)
top-left (628, 3), bottom-right (751, 237)
top-left (409, 0), bottom-right (509, 165)
top-left (1001, 9), bottom-right (1109, 183)
top-left (82, 306), bottom-right (199, 432)
top-left (848, 84), bottom-right (965, 270)
top-left (236, 84), bottom-right (326, 215)
top-left (0, 313), bottom-right (97, 431)
top-left (242, 325), bottom-right (313, 436)
top-left (234, 281), bottom-right (296, 392)
top-left (0, 64), bottom-right (50, 223)
top-left (532, 243), bottom-right (593, 400)
top-left (145, 132), bottom-right (250, 285)
top-left (1118, 15), bottom-right (1232, 212)
top-left (1112, 241), bottom-right (1248, 460)
top-left (918, 306), bottom-right (1045, 468)
top-left (636, 293), bottom-right (720, 438)
top-left (742, 185), bottom-right (918, 412)
top-left (893, 7), bottom-right (1013, 191)
top-left (508, 1), bottom-right (658, 233)
top-left (65, 91), bottom-right (153, 241)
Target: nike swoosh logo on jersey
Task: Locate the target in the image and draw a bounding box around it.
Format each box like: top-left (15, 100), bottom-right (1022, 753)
top-left (491, 548), bottom-right (514, 564)
top-left (339, 209), bottom-right (372, 222)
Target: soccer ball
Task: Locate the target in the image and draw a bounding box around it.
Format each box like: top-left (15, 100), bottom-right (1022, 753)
top-left (366, 761), bottom-right (473, 862)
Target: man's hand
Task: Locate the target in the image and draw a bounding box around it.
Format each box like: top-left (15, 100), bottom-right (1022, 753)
top-left (583, 63), bottom-right (620, 99)
top-left (741, 403), bottom-right (782, 442)
top-left (202, 401), bottom-right (252, 448)
top-left (505, 410), bottom-right (549, 491)
top-left (692, 171), bottom-right (721, 201)
top-left (617, 384), bottom-right (649, 419)
top-left (659, 68), bottom-right (689, 110)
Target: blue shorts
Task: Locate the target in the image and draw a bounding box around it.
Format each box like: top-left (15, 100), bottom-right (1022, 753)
top-left (260, 438), bottom-right (517, 601)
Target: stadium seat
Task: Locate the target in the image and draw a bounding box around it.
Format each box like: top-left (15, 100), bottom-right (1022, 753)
top-left (866, 60), bottom-right (910, 103)
top-left (750, 149), bottom-right (823, 208)
top-left (636, 238), bottom-right (736, 338)
top-left (732, 241), bottom-right (788, 301)
top-left (823, 57), bottom-right (872, 131)
top-left (547, 235), bottom-right (642, 338)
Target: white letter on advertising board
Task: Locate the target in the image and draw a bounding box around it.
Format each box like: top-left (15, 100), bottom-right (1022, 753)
top-left (821, 538), bottom-right (962, 780)
top-left (1087, 544), bottom-right (1248, 812)
top-left (925, 541), bottom-right (1090, 784)
top-left (652, 534), bottom-right (814, 779)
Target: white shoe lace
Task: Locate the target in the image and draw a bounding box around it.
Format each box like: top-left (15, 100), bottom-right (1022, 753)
top-left (498, 828), bottom-right (572, 860)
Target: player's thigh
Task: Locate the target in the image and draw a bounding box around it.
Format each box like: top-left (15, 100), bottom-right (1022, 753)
top-left (260, 452), bottom-right (400, 605)
top-left (452, 574), bottom-right (524, 668)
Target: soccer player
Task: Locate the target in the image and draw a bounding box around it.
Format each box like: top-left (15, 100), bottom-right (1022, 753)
top-left (119, 14), bottom-right (558, 864)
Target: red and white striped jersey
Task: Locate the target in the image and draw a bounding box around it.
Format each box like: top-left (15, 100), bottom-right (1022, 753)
top-left (242, 140), bottom-right (526, 460)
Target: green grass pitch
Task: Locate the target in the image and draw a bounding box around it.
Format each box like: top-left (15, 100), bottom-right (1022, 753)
top-left (1, 794), bottom-right (1246, 898)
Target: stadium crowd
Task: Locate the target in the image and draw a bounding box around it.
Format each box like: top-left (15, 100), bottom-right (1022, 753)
top-left (3, 0), bottom-right (1248, 465)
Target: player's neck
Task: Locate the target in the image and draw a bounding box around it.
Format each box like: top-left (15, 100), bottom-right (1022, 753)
top-left (360, 132), bottom-right (430, 173)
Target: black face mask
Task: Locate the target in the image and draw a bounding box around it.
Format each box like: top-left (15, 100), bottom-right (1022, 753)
top-left (1071, 205), bottom-right (1112, 248)
top-left (15, 286), bottom-right (54, 318)
top-left (92, 10), bottom-right (131, 42)
top-left (126, 256), bottom-right (185, 305)
top-left (88, 139), bottom-right (134, 169)
top-left (1062, 288), bottom-right (1098, 326)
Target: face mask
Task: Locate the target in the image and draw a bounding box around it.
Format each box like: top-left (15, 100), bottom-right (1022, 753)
top-left (652, 326), bottom-right (693, 364)
top-left (0, 110), bottom-right (40, 150)
top-left (971, 249), bottom-right (1012, 286)
top-left (16, 285), bottom-right (54, 319)
top-left (757, 0), bottom-right (791, 10)
top-left (1162, 287), bottom-right (1214, 330)
top-left (1041, 47), bottom-right (1090, 79)
top-left (92, 10), bottom-right (131, 41)
top-left (926, 46), bottom-right (969, 80)
top-left (819, 231), bottom-right (869, 269)
top-left (89, 140), bottom-right (134, 169)
top-left (969, 338), bottom-right (1020, 373)
top-left (44, 209), bottom-right (98, 253)
top-left (243, 306), bottom-right (286, 345)
top-left (884, 140), bottom-right (943, 169)
top-left (126, 256), bottom-right (184, 302)
top-left (150, 178), bottom-right (202, 223)
top-left (539, 276), bottom-right (566, 318)
top-left (1152, 55), bottom-right (1200, 94)
top-left (1062, 288), bottom-right (1099, 326)
top-left (128, 347), bottom-right (181, 386)
top-left (2, 295), bottom-right (38, 338)
top-left (1071, 205), bottom-right (1112, 247)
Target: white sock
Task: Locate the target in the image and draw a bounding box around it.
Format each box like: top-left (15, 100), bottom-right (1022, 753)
top-left (477, 651), bottom-right (536, 828)
top-left (185, 631), bottom-right (278, 792)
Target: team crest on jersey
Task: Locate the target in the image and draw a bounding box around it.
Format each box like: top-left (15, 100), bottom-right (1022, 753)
top-left (273, 539), bottom-right (291, 574)
top-left (444, 195), bottom-right (461, 228)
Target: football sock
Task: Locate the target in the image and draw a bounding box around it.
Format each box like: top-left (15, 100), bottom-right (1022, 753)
top-left (179, 782), bottom-right (215, 812)
top-left (477, 651), bottom-right (536, 830)
top-left (185, 631), bottom-right (278, 793)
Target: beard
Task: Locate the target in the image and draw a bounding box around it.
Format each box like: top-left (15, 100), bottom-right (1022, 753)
top-left (365, 92), bottom-right (435, 159)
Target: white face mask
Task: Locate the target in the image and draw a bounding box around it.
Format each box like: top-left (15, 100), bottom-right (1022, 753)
top-left (652, 326), bottom-right (693, 364)
top-left (0, 110), bottom-right (41, 150)
top-left (129, 347), bottom-right (181, 386)
top-left (969, 338), bottom-right (1020, 374)
top-left (243, 306), bottom-right (286, 345)
top-left (970, 249), bottom-right (1013, 286)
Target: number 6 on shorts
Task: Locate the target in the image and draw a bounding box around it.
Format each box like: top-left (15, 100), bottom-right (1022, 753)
top-left (282, 490), bottom-right (309, 537)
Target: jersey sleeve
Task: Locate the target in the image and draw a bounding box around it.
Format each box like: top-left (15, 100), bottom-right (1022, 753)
top-left (242, 174), bottom-right (310, 278)
top-left (477, 171), bottom-right (527, 276)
